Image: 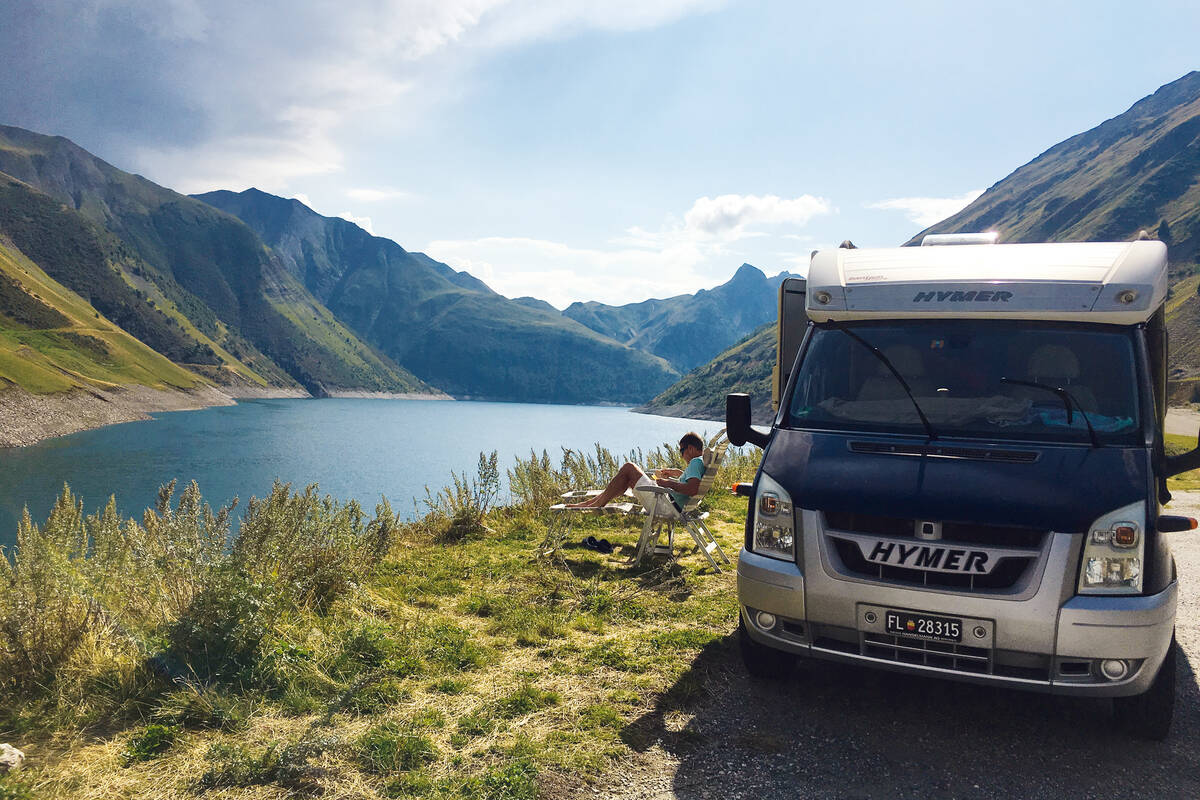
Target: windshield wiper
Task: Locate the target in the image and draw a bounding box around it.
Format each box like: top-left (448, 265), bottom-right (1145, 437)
top-left (838, 327), bottom-right (937, 441)
top-left (1000, 377), bottom-right (1100, 448)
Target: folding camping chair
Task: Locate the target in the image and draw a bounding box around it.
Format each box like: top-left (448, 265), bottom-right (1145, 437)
top-left (540, 429), bottom-right (732, 573)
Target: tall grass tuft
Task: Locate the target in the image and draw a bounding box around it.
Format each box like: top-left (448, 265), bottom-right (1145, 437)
top-left (419, 450), bottom-right (499, 542)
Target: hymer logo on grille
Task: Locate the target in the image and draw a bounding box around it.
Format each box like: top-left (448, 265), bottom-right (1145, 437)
top-left (912, 290), bottom-right (1013, 303)
top-left (864, 539), bottom-right (993, 574)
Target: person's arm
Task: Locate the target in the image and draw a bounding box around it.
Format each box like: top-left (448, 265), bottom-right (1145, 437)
top-left (664, 475), bottom-right (701, 496)
top-left (657, 467), bottom-right (683, 478)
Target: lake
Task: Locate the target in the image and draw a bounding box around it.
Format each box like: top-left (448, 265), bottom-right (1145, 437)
top-left (0, 398), bottom-right (720, 550)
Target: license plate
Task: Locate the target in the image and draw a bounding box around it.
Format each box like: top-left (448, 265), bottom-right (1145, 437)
top-left (885, 609), bottom-right (962, 642)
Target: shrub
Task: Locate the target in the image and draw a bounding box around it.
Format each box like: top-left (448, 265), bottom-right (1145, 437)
top-left (121, 723), bottom-right (179, 765)
top-left (232, 484), bottom-right (395, 611)
top-left (420, 452), bottom-right (499, 542)
top-left (153, 685), bottom-right (248, 731)
top-left (161, 570), bottom-right (276, 684)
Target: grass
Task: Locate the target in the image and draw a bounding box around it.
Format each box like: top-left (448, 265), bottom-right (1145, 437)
top-left (0, 443), bottom-right (760, 798)
top-left (0, 241), bottom-right (206, 393)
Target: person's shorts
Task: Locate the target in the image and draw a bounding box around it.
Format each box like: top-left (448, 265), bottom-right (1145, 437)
top-left (634, 474), bottom-right (679, 517)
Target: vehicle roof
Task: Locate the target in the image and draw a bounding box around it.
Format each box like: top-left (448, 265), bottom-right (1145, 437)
top-left (805, 240), bottom-right (1167, 324)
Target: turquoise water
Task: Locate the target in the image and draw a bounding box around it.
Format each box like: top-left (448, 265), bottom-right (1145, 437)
top-left (0, 399), bottom-right (719, 550)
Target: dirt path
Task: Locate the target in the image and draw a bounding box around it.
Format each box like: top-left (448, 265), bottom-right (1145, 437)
top-left (597, 505), bottom-right (1200, 799)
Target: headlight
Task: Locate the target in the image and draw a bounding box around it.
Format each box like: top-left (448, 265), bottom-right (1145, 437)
top-left (751, 472), bottom-right (797, 561)
top-left (1078, 501), bottom-right (1145, 595)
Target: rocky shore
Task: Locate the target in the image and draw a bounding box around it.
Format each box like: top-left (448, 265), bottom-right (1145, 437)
top-left (0, 383), bottom-right (307, 448)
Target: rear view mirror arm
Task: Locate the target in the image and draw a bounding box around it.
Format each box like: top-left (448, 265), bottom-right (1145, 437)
top-left (726, 393), bottom-right (770, 449)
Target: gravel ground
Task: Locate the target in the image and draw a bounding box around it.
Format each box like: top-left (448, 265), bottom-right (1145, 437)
top-left (596, 495), bottom-right (1200, 800)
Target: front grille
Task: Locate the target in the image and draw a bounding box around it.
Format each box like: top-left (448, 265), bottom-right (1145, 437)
top-left (824, 511), bottom-right (1046, 548)
top-left (862, 632), bottom-right (990, 673)
top-left (813, 628), bottom-right (1052, 682)
top-left (831, 538), bottom-right (1031, 591)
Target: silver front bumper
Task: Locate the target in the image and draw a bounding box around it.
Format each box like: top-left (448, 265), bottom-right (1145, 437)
top-left (738, 526), bottom-right (1177, 697)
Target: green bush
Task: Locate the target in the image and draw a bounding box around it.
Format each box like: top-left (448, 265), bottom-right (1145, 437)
top-left (0, 492), bottom-right (100, 688)
top-left (420, 452), bottom-right (499, 542)
top-left (153, 685), bottom-right (248, 731)
top-left (120, 723), bottom-right (179, 765)
top-left (162, 570), bottom-right (276, 684)
top-left (232, 484), bottom-right (395, 611)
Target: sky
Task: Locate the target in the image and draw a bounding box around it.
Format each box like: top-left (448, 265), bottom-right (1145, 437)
top-left (3, 0), bottom-right (1199, 309)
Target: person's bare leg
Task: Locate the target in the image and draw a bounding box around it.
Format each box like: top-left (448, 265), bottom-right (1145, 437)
top-left (567, 462), bottom-right (646, 507)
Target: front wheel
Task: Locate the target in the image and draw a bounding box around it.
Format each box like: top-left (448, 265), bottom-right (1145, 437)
top-left (738, 614), bottom-right (794, 679)
top-left (1113, 633), bottom-right (1176, 741)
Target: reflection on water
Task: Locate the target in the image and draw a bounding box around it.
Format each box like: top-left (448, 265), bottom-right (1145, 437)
top-left (0, 398), bottom-right (718, 550)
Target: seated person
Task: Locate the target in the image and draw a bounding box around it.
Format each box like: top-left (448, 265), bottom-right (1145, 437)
top-left (567, 432), bottom-right (706, 510)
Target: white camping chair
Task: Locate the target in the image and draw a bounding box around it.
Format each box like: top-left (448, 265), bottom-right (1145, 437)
top-left (542, 430), bottom-right (732, 573)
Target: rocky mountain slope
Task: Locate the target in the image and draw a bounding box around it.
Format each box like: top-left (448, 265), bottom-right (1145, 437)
top-left (638, 322), bottom-right (777, 424)
top-left (195, 188), bottom-right (680, 404)
top-left (563, 263), bottom-right (795, 373)
top-left (0, 125), bottom-right (432, 396)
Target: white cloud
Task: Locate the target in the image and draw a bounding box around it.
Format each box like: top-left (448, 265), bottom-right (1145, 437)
top-left (426, 235), bottom-right (711, 308)
top-left (426, 190), bottom-right (829, 306)
top-left (338, 212), bottom-right (375, 234)
top-left (868, 189), bottom-right (985, 227)
top-left (10, 1), bottom-right (724, 193)
top-left (683, 194), bottom-right (831, 239)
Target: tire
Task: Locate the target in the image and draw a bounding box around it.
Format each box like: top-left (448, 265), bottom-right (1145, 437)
top-left (1113, 633), bottom-right (1176, 741)
top-left (739, 614), bottom-right (794, 679)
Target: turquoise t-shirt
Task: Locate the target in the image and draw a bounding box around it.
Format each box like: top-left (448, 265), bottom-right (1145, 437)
top-left (671, 456), bottom-right (706, 507)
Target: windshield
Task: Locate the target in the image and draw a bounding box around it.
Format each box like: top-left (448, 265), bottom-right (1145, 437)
top-left (786, 321), bottom-right (1143, 445)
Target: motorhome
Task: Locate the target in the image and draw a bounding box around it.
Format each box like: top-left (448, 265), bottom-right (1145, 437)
top-left (726, 236), bottom-right (1197, 739)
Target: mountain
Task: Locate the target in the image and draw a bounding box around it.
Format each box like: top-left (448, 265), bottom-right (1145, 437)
top-left (194, 188), bottom-right (679, 404)
top-left (563, 263), bottom-right (796, 372)
top-left (910, 72), bottom-right (1200, 264)
top-left (0, 229), bottom-right (208, 395)
top-left (647, 72), bottom-right (1200, 417)
top-left (638, 322), bottom-right (777, 424)
top-left (0, 125), bottom-right (433, 396)
top-left (906, 71), bottom-right (1200, 385)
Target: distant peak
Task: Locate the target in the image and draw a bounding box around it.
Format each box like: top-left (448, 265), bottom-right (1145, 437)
top-left (730, 263), bottom-right (765, 281)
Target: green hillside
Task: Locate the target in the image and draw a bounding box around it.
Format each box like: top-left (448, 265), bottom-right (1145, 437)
top-left (0, 126), bottom-right (432, 396)
top-left (196, 188), bottom-right (679, 404)
top-left (639, 322), bottom-right (777, 424)
top-left (0, 237), bottom-right (206, 394)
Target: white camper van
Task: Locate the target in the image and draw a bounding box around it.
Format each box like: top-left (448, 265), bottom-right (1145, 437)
top-left (726, 237), bottom-right (1197, 740)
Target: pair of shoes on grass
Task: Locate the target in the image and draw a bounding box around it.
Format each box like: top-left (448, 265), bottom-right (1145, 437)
top-left (582, 535), bottom-right (613, 554)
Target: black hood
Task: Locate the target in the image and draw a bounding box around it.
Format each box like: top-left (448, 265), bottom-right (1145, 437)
top-left (762, 429), bottom-right (1149, 534)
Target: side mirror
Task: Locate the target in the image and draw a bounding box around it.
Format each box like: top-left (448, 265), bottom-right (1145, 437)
top-left (1165, 430), bottom-right (1200, 477)
top-left (726, 393), bottom-right (770, 449)
top-left (1157, 515), bottom-right (1197, 533)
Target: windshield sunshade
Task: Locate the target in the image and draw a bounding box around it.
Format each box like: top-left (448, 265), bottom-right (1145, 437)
top-left (787, 321), bottom-right (1142, 444)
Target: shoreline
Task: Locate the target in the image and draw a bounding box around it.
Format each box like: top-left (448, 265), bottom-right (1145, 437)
top-left (0, 383), bottom-right (453, 449)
